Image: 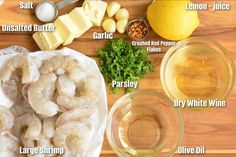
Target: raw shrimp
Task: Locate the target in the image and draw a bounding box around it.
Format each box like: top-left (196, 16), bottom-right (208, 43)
top-left (21, 133), bottom-right (52, 157)
top-left (1, 72), bottom-right (27, 110)
top-left (40, 55), bottom-right (100, 110)
top-left (53, 121), bottom-right (91, 157)
top-left (57, 106), bottom-right (67, 113)
top-left (37, 134), bottom-right (52, 148)
top-left (13, 113), bottom-right (42, 140)
top-left (21, 84), bottom-right (30, 102)
top-left (0, 82), bottom-right (14, 108)
top-left (0, 55), bottom-right (39, 108)
top-left (28, 73), bottom-right (58, 117)
top-left (27, 148), bottom-right (45, 157)
top-left (0, 131), bottom-right (18, 151)
top-left (57, 77), bottom-right (101, 109)
top-left (0, 150), bottom-right (17, 157)
top-left (59, 149), bottom-right (80, 157)
top-left (67, 68), bottom-right (86, 83)
top-left (43, 117), bottom-right (56, 138)
top-left (56, 96), bottom-right (89, 110)
top-left (36, 135), bottom-right (56, 157)
top-left (0, 54), bottom-right (39, 84)
top-left (28, 154), bottom-right (45, 157)
top-left (53, 91), bottom-right (67, 113)
top-left (56, 75), bottom-right (76, 97)
top-left (10, 103), bottom-right (34, 118)
top-left (56, 105), bottom-right (95, 126)
top-left (1, 72), bottom-right (22, 104)
top-left (39, 56), bottom-right (80, 77)
top-left (21, 131), bottom-right (35, 148)
top-left (0, 106), bottom-right (14, 132)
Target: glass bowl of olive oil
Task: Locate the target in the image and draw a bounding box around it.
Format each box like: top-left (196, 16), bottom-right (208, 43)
top-left (106, 90), bottom-right (183, 157)
top-left (161, 37), bottom-right (235, 102)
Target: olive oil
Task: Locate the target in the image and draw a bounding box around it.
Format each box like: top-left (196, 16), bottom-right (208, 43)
top-left (118, 107), bottom-right (162, 156)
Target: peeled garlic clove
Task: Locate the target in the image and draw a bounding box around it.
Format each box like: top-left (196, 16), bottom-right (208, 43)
top-left (117, 19), bottom-right (128, 34)
top-left (116, 8), bottom-right (129, 20)
top-left (107, 2), bottom-right (121, 17)
top-left (102, 19), bottom-right (116, 33)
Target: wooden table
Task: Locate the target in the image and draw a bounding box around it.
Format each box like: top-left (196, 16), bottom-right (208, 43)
top-left (0, 0), bottom-right (236, 156)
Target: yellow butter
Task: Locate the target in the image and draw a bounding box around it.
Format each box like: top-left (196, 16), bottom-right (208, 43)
top-left (33, 24), bottom-right (63, 51)
top-left (69, 7), bottom-right (93, 38)
top-left (82, 0), bottom-right (107, 26)
top-left (54, 14), bottom-right (79, 46)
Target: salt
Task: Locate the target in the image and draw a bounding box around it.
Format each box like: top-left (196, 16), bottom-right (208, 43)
top-left (0, 0), bottom-right (4, 6)
top-left (36, 2), bottom-right (56, 22)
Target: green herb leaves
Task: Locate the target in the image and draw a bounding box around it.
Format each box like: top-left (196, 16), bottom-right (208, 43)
top-left (98, 39), bottom-right (153, 93)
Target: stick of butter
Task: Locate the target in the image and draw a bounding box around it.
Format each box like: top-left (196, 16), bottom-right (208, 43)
top-left (33, 24), bottom-right (63, 50)
top-left (82, 0), bottom-right (107, 26)
top-left (69, 7), bottom-right (93, 38)
top-left (54, 14), bottom-right (79, 46)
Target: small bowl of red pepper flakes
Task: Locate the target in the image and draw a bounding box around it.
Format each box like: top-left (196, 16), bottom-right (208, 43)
top-left (126, 18), bottom-right (149, 41)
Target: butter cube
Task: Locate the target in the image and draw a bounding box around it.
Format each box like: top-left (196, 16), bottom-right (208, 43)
top-left (54, 14), bottom-right (79, 46)
top-left (69, 7), bottom-right (93, 38)
top-left (33, 24), bottom-right (63, 51)
top-left (82, 0), bottom-right (107, 26)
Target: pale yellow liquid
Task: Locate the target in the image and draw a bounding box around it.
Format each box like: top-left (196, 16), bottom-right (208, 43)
top-left (119, 107), bottom-right (162, 157)
top-left (165, 45), bottom-right (230, 100)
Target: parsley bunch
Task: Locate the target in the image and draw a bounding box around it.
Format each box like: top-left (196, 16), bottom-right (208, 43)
top-left (98, 39), bottom-right (153, 93)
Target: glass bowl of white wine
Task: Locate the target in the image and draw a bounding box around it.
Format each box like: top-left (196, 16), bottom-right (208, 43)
top-left (160, 37), bottom-right (235, 103)
top-left (106, 90), bottom-right (184, 157)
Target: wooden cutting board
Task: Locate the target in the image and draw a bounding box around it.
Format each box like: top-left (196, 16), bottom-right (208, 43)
top-left (0, 0), bottom-right (236, 156)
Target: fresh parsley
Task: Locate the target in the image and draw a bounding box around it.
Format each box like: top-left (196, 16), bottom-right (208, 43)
top-left (97, 38), bottom-right (153, 93)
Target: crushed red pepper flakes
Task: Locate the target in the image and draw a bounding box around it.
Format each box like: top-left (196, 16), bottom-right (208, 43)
top-left (127, 20), bottom-right (148, 40)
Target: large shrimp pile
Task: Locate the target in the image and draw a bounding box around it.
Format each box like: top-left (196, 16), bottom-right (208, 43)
top-left (0, 54), bottom-right (100, 157)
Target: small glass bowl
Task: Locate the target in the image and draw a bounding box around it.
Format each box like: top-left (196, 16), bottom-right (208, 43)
top-left (106, 90), bottom-right (184, 157)
top-left (160, 37), bottom-right (235, 101)
top-left (126, 18), bottom-right (149, 41)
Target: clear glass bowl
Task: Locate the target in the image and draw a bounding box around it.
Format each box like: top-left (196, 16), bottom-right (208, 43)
top-left (106, 90), bottom-right (184, 157)
top-left (160, 37), bottom-right (235, 101)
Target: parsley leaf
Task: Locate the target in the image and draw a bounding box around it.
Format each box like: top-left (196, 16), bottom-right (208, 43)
top-left (97, 39), bottom-right (153, 93)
